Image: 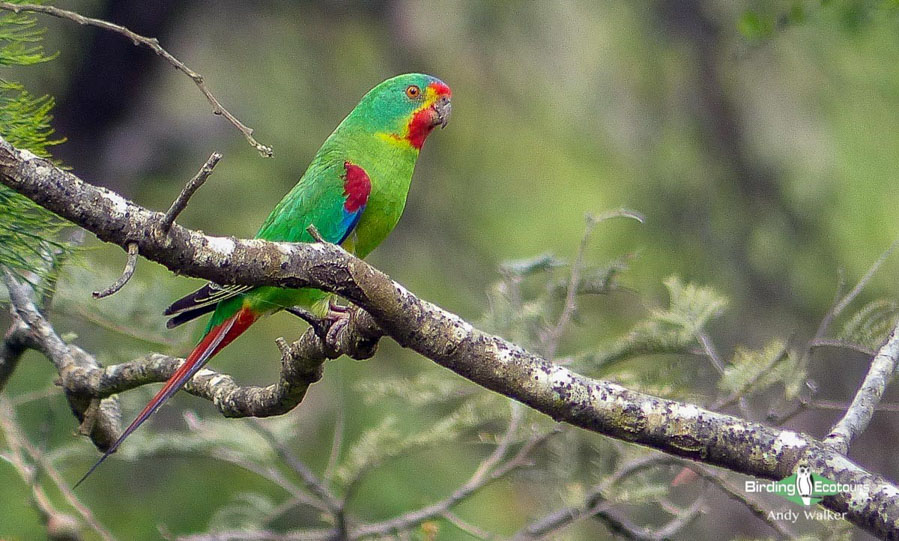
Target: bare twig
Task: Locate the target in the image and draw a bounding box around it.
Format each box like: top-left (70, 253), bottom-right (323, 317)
top-left (589, 508), bottom-right (654, 541)
top-left (61, 302), bottom-right (183, 347)
top-left (1, 411), bottom-right (83, 541)
top-left (0, 3), bottom-right (272, 157)
top-left (323, 376), bottom-right (346, 484)
top-left (688, 464), bottom-right (796, 539)
top-left (813, 271), bottom-right (848, 344)
top-left (177, 528), bottom-right (335, 541)
top-left (0, 397), bottom-right (115, 541)
top-left (541, 215), bottom-right (596, 360)
top-left (825, 238), bottom-right (899, 335)
top-left (160, 152), bottom-right (223, 232)
top-left (808, 338), bottom-right (876, 357)
top-left (305, 224), bottom-right (326, 243)
top-left (470, 402), bottom-right (526, 482)
top-left (697, 330), bottom-right (725, 374)
top-left (594, 208), bottom-right (645, 224)
top-left (808, 398), bottom-right (899, 413)
top-left (699, 329), bottom-right (753, 419)
top-left (92, 242), bottom-right (138, 298)
top-left (249, 420), bottom-right (342, 515)
top-left (198, 446), bottom-right (331, 515)
top-left (804, 239), bottom-right (898, 380)
top-left (513, 455), bottom-right (672, 540)
top-left (337, 402), bottom-right (533, 536)
top-left (350, 429), bottom-right (558, 539)
top-left (442, 512), bottom-right (496, 540)
top-left (541, 210), bottom-right (642, 361)
top-left (651, 498), bottom-right (705, 539)
top-left (825, 319), bottom-right (899, 453)
top-left (589, 498), bottom-right (703, 541)
top-left (519, 454), bottom-right (780, 541)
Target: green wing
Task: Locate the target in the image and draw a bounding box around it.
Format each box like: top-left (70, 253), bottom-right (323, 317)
top-left (165, 158), bottom-right (367, 327)
top-left (256, 159), bottom-right (362, 244)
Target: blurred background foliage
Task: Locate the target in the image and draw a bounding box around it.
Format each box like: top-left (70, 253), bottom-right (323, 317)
top-left (3, 0), bottom-right (899, 539)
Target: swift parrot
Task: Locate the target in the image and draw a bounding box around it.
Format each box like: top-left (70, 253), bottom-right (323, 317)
top-left (75, 73), bottom-right (452, 486)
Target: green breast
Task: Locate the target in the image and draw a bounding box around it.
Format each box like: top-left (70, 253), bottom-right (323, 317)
top-left (344, 136), bottom-right (419, 258)
top-left (242, 118), bottom-right (421, 317)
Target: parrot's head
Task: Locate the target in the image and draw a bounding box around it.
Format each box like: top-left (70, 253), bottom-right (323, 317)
top-left (356, 73), bottom-right (452, 150)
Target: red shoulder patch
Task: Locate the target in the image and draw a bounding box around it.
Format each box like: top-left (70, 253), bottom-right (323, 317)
top-left (343, 162), bottom-right (371, 212)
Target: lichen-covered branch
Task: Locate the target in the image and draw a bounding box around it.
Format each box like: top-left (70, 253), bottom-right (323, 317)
top-left (1, 136), bottom-right (899, 539)
top-left (3, 270), bottom-right (123, 451)
top-left (825, 320), bottom-right (899, 453)
top-left (4, 269), bottom-right (381, 419)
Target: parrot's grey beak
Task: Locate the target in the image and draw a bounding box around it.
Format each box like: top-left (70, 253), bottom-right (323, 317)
top-left (433, 96), bottom-right (451, 129)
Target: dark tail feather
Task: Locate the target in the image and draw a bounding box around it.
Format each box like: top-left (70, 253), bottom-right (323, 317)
top-left (166, 303), bottom-right (218, 328)
top-left (165, 283), bottom-right (250, 316)
top-left (73, 307), bottom-right (258, 488)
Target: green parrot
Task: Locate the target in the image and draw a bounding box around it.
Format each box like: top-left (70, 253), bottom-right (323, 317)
top-left (75, 73), bottom-right (452, 486)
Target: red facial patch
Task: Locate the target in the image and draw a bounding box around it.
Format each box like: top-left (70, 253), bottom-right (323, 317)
top-left (404, 81), bottom-right (451, 149)
top-left (343, 162), bottom-right (371, 212)
top-left (407, 108), bottom-right (437, 150)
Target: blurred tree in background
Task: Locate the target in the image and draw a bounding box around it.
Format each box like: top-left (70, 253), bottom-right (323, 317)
top-left (3, 1), bottom-right (899, 539)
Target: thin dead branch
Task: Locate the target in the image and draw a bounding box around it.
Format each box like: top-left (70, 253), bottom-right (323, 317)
top-left (0, 3), bottom-right (272, 157)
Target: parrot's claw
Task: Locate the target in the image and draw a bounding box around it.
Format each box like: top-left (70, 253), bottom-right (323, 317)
top-left (286, 305), bottom-right (350, 353)
top-left (325, 313), bottom-right (349, 351)
top-left (286, 306), bottom-right (330, 341)
top-left (328, 299), bottom-right (349, 313)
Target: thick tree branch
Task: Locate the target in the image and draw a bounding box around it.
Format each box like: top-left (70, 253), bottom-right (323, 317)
top-left (1, 137), bottom-right (899, 539)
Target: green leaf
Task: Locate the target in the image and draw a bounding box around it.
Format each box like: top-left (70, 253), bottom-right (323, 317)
top-left (0, 2), bottom-right (55, 67)
top-left (335, 396), bottom-right (503, 486)
top-left (580, 276), bottom-right (727, 369)
top-left (718, 340), bottom-right (802, 400)
top-left (657, 276), bottom-right (728, 337)
top-left (0, 5), bottom-right (71, 281)
top-left (839, 299), bottom-right (898, 351)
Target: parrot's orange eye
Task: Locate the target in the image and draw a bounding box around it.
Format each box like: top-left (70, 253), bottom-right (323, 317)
top-left (405, 85), bottom-right (421, 99)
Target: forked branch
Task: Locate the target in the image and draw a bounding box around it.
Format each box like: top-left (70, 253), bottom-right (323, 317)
top-left (2, 137), bottom-right (899, 539)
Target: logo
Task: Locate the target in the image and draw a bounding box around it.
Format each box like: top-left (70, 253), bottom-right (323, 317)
top-left (745, 466), bottom-right (856, 506)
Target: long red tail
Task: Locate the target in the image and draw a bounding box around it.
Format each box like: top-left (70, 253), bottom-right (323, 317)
top-left (74, 307), bottom-right (257, 488)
